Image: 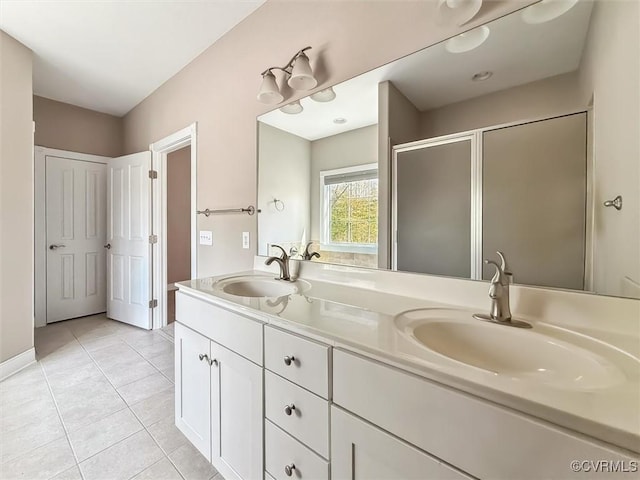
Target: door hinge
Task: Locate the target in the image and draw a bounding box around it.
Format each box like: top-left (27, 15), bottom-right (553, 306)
top-left (148, 170), bottom-right (158, 179)
top-left (149, 299), bottom-right (158, 309)
top-left (149, 234), bottom-right (158, 244)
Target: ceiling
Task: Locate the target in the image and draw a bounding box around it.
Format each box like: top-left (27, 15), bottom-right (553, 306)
top-left (259, 0), bottom-right (593, 141)
top-left (0, 0), bottom-right (266, 116)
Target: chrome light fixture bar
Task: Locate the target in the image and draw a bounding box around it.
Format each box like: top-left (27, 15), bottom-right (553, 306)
top-left (257, 46), bottom-right (318, 105)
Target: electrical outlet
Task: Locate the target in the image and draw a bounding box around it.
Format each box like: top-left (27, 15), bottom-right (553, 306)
top-left (242, 231), bottom-right (250, 249)
top-left (199, 231), bottom-right (213, 246)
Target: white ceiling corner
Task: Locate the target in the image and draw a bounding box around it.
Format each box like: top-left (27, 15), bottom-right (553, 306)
top-left (0, 0), bottom-right (266, 116)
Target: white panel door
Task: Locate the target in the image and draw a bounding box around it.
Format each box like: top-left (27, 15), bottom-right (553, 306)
top-left (107, 151), bottom-right (153, 328)
top-left (46, 156), bottom-right (107, 322)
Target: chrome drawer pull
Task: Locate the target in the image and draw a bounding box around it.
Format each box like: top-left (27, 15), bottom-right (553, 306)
top-left (284, 404), bottom-right (296, 416)
top-left (284, 355), bottom-right (295, 366)
top-left (284, 464), bottom-right (296, 477)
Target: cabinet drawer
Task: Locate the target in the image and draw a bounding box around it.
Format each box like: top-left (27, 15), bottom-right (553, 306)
top-left (264, 326), bottom-right (330, 398)
top-left (333, 349), bottom-right (636, 480)
top-left (265, 371), bottom-right (329, 458)
top-left (176, 291), bottom-right (262, 365)
top-left (265, 420), bottom-right (329, 480)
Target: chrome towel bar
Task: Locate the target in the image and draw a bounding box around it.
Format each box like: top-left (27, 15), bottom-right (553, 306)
top-left (196, 205), bottom-right (260, 217)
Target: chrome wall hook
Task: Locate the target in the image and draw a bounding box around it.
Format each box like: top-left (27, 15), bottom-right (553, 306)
top-left (603, 195), bottom-right (622, 211)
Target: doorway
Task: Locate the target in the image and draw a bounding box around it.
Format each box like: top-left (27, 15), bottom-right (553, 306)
top-left (150, 123), bottom-right (198, 329)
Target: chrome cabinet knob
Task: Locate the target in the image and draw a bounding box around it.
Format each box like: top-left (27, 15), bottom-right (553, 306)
top-left (283, 355), bottom-right (295, 366)
top-left (210, 358), bottom-right (218, 367)
top-left (284, 404), bottom-right (296, 416)
top-left (49, 244), bottom-right (66, 250)
top-left (284, 464), bottom-right (296, 477)
top-left (104, 243), bottom-right (111, 249)
top-left (199, 353), bottom-right (209, 362)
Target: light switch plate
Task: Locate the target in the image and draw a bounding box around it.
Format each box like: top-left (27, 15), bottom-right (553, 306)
top-left (242, 232), bottom-right (250, 249)
top-left (199, 230), bottom-right (213, 246)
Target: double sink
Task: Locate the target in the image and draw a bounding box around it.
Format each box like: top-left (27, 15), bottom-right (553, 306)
top-left (212, 274), bottom-right (637, 391)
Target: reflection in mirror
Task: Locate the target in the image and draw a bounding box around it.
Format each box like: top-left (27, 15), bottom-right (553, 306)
top-left (257, 0), bottom-right (639, 299)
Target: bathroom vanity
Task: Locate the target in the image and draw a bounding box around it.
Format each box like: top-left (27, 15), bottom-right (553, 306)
top-left (174, 260), bottom-right (639, 480)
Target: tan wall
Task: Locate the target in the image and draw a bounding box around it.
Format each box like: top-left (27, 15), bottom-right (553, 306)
top-left (34, 95), bottom-right (123, 157)
top-left (167, 146), bottom-right (192, 284)
top-left (378, 81), bottom-right (422, 268)
top-left (258, 123), bottom-right (310, 256)
top-left (123, 0), bottom-right (537, 277)
top-left (420, 71), bottom-right (585, 138)
top-left (0, 32), bottom-right (34, 363)
top-left (578, 0), bottom-right (640, 297)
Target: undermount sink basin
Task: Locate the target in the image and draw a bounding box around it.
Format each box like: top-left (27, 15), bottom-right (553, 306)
top-left (214, 275), bottom-right (310, 298)
top-left (395, 309), bottom-right (633, 390)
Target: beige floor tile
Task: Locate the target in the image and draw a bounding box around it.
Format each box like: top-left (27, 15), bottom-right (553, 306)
top-left (169, 443), bottom-right (218, 480)
top-left (147, 416), bottom-right (188, 455)
top-left (100, 357), bottom-right (158, 388)
top-left (55, 378), bottom-right (126, 431)
top-left (0, 417), bottom-right (66, 464)
top-left (161, 365), bottom-right (175, 383)
top-left (0, 437), bottom-right (75, 480)
top-left (117, 372), bottom-right (172, 406)
top-left (40, 344), bottom-right (91, 375)
top-left (148, 351), bottom-right (174, 371)
top-left (79, 333), bottom-right (126, 353)
top-left (50, 465), bottom-right (83, 480)
top-left (130, 388), bottom-right (174, 427)
top-left (79, 430), bottom-right (164, 480)
top-left (132, 457), bottom-right (183, 480)
top-left (68, 407), bottom-right (143, 462)
top-left (135, 339), bottom-right (174, 359)
top-left (44, 362), bottom-right (105, 395)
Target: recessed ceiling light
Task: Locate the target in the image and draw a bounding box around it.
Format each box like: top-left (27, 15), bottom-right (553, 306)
top-left (472, 71), bottom-right (492, 82)
top-left (333, 117), bottom-right (347, 124)
top-left (279, 100), bottom-right (303, 114)
top-left (445, 26), bottom-right (490, 54)
top-left (521, 0), bottom-right (579, 25)
top-left (310, 87), bottom-right (336, 103)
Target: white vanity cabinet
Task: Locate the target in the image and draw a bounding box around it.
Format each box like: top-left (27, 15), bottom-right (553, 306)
top-left (175, 292), bottom-right (264, 480)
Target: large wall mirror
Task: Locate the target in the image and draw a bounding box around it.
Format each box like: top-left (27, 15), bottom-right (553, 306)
top-left (257, 0), bottom-right (639, 300)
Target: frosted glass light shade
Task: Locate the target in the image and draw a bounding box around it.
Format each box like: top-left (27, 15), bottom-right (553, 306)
top-left (310, 87), bottom-right (336, 103)
top-left (288, 53), bottom-right (317, 91)
top-left (257, 71), bottom-right (284, 104)
top-left (436, 0), bottom-right (482, 26)
top-left (521, 0), bottom-right (579, 24)
top-left (279, 100), bottom-right (303, 114)
top-left (445, 25), bottom-right (490, 53)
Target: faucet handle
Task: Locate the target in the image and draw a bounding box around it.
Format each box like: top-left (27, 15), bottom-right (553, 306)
top-left (271, 244), bottom-right (288, 259)
top-left (496, 251), bottom-right (511, 275)
top-left (484, 259), bottom-right (505, 286)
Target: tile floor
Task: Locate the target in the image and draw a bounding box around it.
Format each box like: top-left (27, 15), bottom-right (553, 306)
top-left (0, 315), bottom-right (220, 480)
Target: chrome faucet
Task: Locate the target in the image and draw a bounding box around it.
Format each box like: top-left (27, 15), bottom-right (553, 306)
top-left (265, 245), bottom-right (292, 281)
top-left (473, 251), bottom-right (531, 329)
top-left (301, 242), bottom-right (320, 261)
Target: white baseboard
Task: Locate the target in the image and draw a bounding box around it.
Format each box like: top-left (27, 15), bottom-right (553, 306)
top-left (0, 348), bottom-right (36, 382)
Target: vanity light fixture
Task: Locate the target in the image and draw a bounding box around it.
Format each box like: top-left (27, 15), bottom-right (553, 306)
top-left (521, 0), bottom-right (579, 24)
top-left (310, 87), bottom-right (336, 103)
top-left (445, 25), bottom-right (490, 53)
top-left (257, 46), bottom-right (318, 105)
top-left (279, 100), bottom-right (303, 114)
top-left (436, 0), bottom-right (483, 27)
top-left (472, 71), bottom-right (493, 81)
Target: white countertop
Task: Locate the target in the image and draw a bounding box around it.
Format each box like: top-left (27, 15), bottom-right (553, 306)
top-left (177, 264), bottom-right (640, 454)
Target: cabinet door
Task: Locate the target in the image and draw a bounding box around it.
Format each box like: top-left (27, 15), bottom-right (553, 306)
top-left (332, 407), bottom-right (470, 480)
top-left (211, 343), bottom-right (263, 480)
top-left (175, 323), bottom-right (212, 460)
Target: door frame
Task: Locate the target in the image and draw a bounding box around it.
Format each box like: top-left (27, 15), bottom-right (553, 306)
top-left (34, 146), bottom-right (111, 327)
top-left (149, 123), bottom-right (198, 330)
